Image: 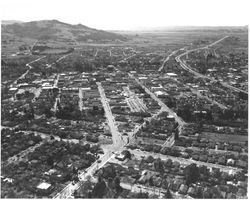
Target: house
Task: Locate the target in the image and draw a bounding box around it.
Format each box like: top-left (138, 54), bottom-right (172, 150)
top-left (218, 156), bottom-right (226, 165)
top-left (164, 159), bottom-right (173, 168)
top-left (171, 179), bottom-right (181, 191)
top-left (236, 160), bottom-right (247, 169)
top-left (187, 186), bottom-right (197, 197)
top-left (207, 156), bottom-right (215, 163)
top-left (237, 188), bottom-right (246, 197)
top-left (115, 153), bottom-right (126, 161)
top-left (192, 154), bottom-right (199, 161)
top-left (178, 184), bottom-right (189, 194)
top-left (226, 192), bottom-right (236, 199)
top-left (227, 158), bottom-right (235, 166)
top-left (199, 155), bottom-right (208, 162)
top-left (172, 161), bottom-right (180, 168)
top-left (36, 182), bottom-right (53, 196)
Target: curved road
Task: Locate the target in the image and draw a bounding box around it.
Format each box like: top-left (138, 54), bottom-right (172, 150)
top-left (175, 36), bottom-right (248, 95)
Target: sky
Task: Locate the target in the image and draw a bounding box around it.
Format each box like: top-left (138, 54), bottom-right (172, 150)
top-left (1, 0), bottom-right (249, 30)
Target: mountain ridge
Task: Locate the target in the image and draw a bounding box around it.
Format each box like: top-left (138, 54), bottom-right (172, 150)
top-left (1, 19), bottom-right (127, 43)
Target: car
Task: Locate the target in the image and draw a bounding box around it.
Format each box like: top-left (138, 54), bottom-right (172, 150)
top-left (97, 160), bottom-right (102, 163)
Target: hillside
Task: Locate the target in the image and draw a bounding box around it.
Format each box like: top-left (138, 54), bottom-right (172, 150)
top-left (1, 20), bottom-right (23, 25)
top-left (1, 20), bottom-right (127, 43)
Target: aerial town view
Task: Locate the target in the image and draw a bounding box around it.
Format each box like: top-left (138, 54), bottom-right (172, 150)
top-left (1, 0), bottom-right (249, 199)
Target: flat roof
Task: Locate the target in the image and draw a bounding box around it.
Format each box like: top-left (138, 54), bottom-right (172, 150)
top-left (9, 88), bottom-right (18, 91)
top-left (81, 87), bottom-right (91, 90)
top-left (37, 182), bottom-right (51, 190)
top-left (167, 73), bottom-right (177, 76)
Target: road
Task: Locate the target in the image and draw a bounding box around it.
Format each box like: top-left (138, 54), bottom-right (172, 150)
top-left (53, 82), bottom-right (125, 198)
top-left (114, 64), bottom-right (185, 147)
top-left (175, 36), bottom-right (248, 95)
top-left (130, 149), bottom-right (242, 174)
top-left (97, 82), bottom-right (124, 149)
top-left (11, 56), bottom-right (46, 86)
top-left (108, 50), bottom-right (112, 57)
top-left (158, 50), bottom-right (178, 72)
top-left (46, 54), bottom-right (71, 69)
top-left (175, 145), bottom-right (248, 157)
top-left (3, 141), bottom-right (44, 167)
top-left (121, 182), bottom-right (165, 198)
top-left (94, 49), bottom-right (99, 57)
top-left (53, 74), bottom-right (60, 88)
top-left (130, 74), bottom-right (185, 127)
top-left (78, 89), bottom-right (83, 111)
top-left (121, 182), bottom-right (192, 199)
top-left (16, 130), bottom-right (91, 145)
top-left (190, 88), bottom-right (228, 110)
top-left (119, 53), bottom-right (138, 63)
top-left (127, 107), bottom-right (166, 145)
top-left (128, 74), bottom-right (183, 148)
top-left (53, 152), bottom-right (114, 199)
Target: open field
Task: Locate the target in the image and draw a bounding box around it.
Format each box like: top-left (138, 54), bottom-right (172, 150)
top-left (201, 132), bottom-right (248, 143)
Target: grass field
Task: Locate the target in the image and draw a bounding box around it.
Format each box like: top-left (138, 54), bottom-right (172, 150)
top-left (201, 132), bottom-right (247, 143)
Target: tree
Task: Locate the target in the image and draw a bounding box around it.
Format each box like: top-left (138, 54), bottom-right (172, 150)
top-left (164, 187), bottom-right (173, 199)
top-left (174, 131), bottom-right (179, 140)
top-left (92, 176), bottom-right (107, 198)
top-left (113, 176), bottom-right (123, 193)
top-left (153, 158), bottom-right (165, 174)
top-left (44, 107), bottom-right (53, 118)
top-left (74, 61), bottom-right (83, 72)
top-left (134, 192), bottom-right (149, 198)
top-left (184, 163), bottom-right (200, 185)
top-left (122, 150), bottom-right (132, 160)
top-left (46, 156), bottom-right (54, 166)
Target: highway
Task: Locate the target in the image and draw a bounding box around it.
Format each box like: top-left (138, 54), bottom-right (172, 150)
top-left (175, 36), bottom-right (248, 95)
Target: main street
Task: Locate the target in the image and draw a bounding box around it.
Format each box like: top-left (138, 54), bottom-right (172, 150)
top-left (175, 36), bottom-right (248, 95)
top-left (52, 81), bottom-right (126, 198)
top-left (97, 82), bottom-right (124, 149)
top-left (53, 79), bottom-right (166, 198)
top-left (53, 152), bottom-right (115, 199)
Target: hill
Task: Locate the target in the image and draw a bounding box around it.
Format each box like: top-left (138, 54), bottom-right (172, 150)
top-left (1, 20), bottom-right (127, 43)
top-left (1, 20), bottom-right (23, 25)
